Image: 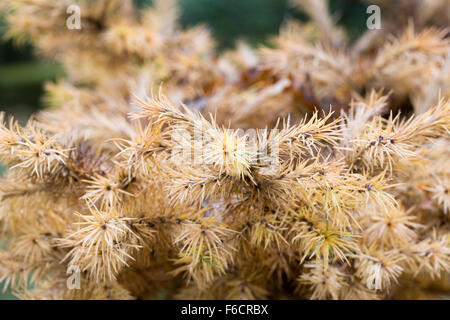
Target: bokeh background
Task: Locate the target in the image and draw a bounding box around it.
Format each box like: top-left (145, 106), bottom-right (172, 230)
top-left (0, 0), bottom-right (368, 299)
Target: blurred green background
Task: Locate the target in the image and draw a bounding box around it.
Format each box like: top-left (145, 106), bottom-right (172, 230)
top-left (0, 0), bottom-right (367, 299)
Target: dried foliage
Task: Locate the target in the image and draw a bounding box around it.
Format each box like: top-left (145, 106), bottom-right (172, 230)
top-left (0, 0), bottom-right (449, 300)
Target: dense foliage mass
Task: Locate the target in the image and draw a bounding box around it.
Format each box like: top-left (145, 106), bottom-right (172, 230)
top-left (0, 0), bottom-right (449, 299)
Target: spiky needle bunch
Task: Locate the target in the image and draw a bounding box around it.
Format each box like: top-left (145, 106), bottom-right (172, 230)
top-left (0, 0), bottom-right (449, 300)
